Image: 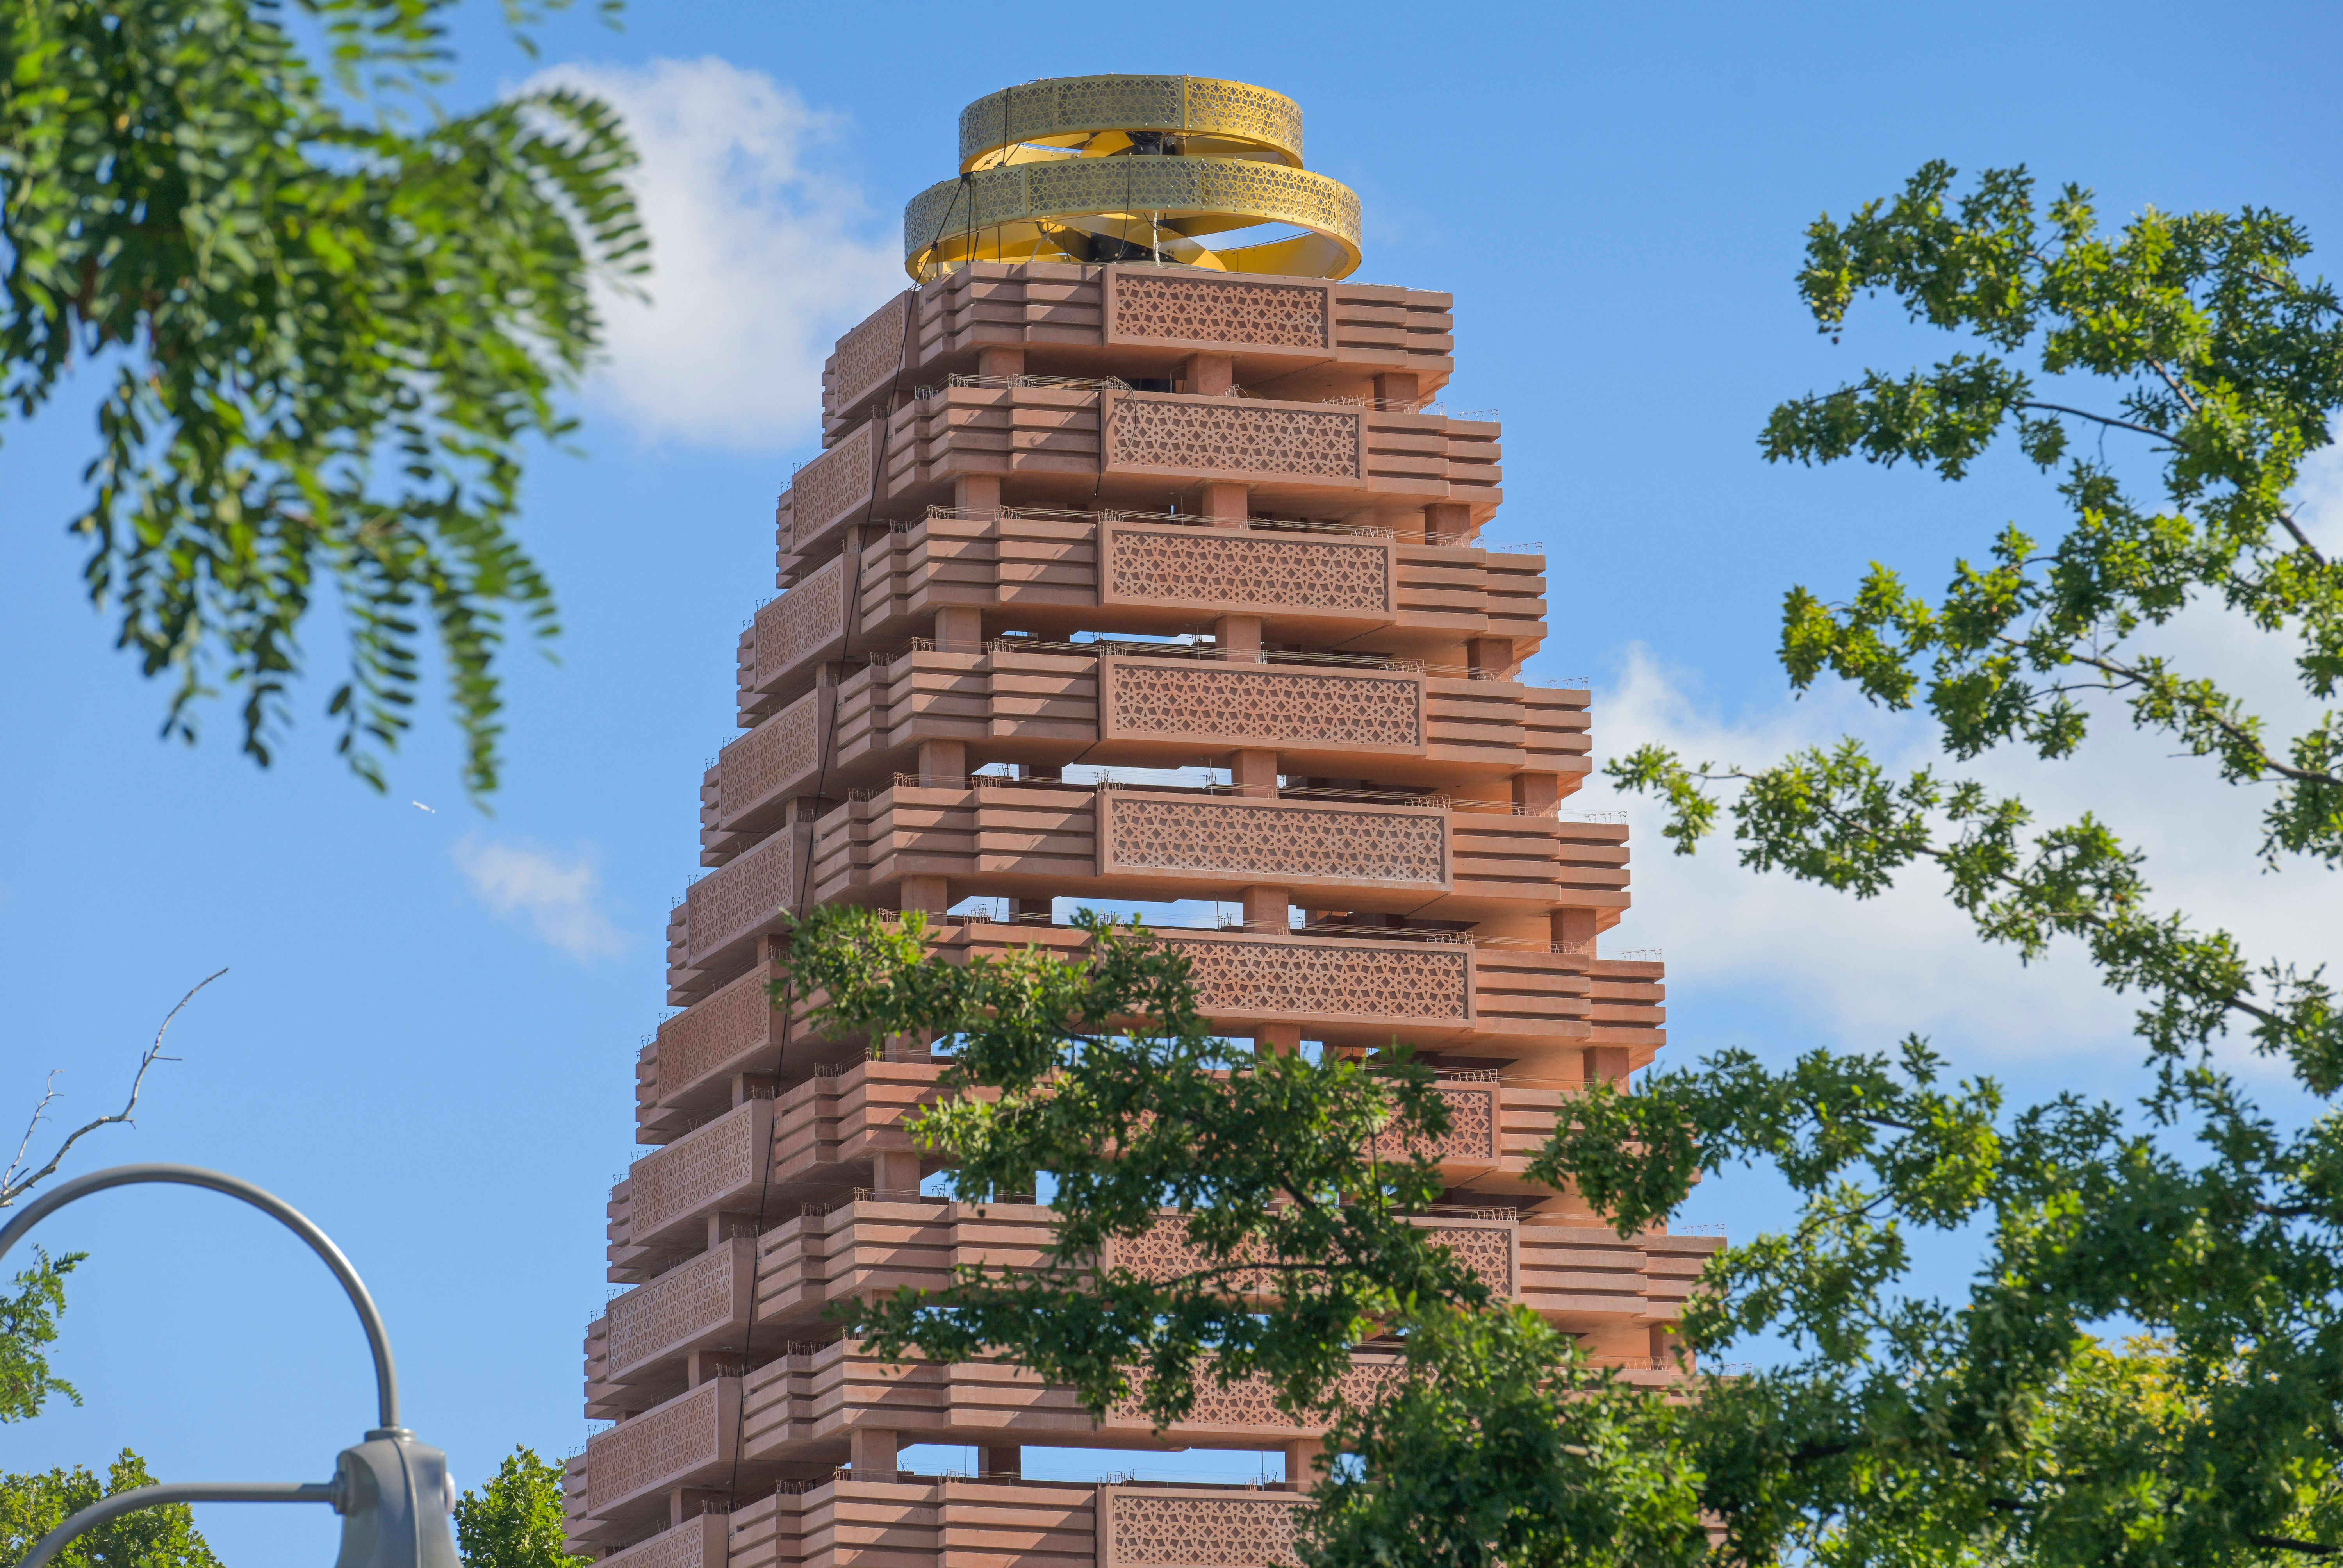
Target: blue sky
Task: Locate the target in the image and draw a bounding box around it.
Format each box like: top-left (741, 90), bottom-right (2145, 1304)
top-left (4, 0), bottom-right (2339, 1557)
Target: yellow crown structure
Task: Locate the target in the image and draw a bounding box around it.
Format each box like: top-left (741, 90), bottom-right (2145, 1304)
top-left (903, 75), bottom-right (1362, 280)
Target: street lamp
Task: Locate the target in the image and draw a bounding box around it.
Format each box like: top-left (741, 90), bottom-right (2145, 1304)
top-left (0, 1163), bottom-right (461, 1568)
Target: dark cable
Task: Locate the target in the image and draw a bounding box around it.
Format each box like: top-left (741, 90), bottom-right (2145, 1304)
top-left (714, 246), bottom-right (935, 1511)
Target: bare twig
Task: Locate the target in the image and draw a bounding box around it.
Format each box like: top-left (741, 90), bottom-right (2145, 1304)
top-left (2009, 639), bottom-right (2343, 789)
top-left (1, 969), bottom-right (227, 1208)
top-left (2013, 399), bottom-right (2173, 443)
top-left (2013, 396), bottom-right (2331, 568)
top-left (2273, 505), bottom-right (2330, 569)
top-left (2141, 356), bottom-right (2202, 418)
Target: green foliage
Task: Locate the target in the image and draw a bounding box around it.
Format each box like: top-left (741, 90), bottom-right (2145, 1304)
top-left (779, 904), bottom-right (1494, 1429)
top-left (1754, 160), bottom-right (2343, 866)
top-left (1611, 738), bottom-right (2336, 1088)
top-left (1573, 163), bottom-right (2343, 1564)
top-left (0, 1450), bottom-right (221, 1568)
top-left (455, 1446), bottom-right (587, 1568)
top-left (1532, 1044), bottom-right (2343, 1563)
top-left (0, 1248), bottom-right (83, 1424)
top-left (0, 0), bottom-right (645, 796)
top-left (2011, 1339), bottom-right (2343, 1568)
top-left (1304, 1305), bottom-right (1708, 1568)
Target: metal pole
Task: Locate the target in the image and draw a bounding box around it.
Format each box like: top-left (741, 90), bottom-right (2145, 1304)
top-left (0, 1164), bottom-right (458, 1568)
top-left (0, 1163), bottom-right (401, 1431)
top-left (16, 1482), bottom-right (340, 1568)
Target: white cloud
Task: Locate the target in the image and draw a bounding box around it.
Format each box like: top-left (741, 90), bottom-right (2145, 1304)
top-left (1563, 442), bottom-right (2343, 1075)
top-left (453, 838), bottom-right (629, 962)
top-left (1573, 651), bottom-right (2119, 1058)
top-left (533, 57), bottom-right (903, 451)
top-left (2296, 437), bottom-right (2343, 555)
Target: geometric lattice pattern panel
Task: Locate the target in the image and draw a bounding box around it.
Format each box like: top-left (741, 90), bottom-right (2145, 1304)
top-left (596, 1514), bottom-right (724, 1568)
top-left (1428, 1220), bottom-right (1515, 1297)
top-left (1104, 661), bottom-right (1423, 751)
top-left (1098, 1488), bottom-right (1306, 1568)
top-left (719, 692), bottom-right (822, 823)
top-left (1105, 398), bottom-right (1359, 479)
top-left (1112, 1356), bottom-right (1402, 1430)
top-left (1102, 526), bottom-right (1387, 614)
top-left (832, 291), bottom-right (910, 414)
top-left (1428, 1085), bottom-right (1498, 1161)
top-left (789, 420), bottom-right (876, 551)
top-left (654, 967), bottom-right (775, 1102)
top-left (1368, 1083), bottom-right (1499, 1164)
top-left (606, 1241), bottom-right (746, 1379)
top-left (585, 1378), bottom-right (728, 1512)
top-left (751, 553), bottom-right (847, 691)
top-left (1027, 161), bottom-right (1360, 248)
top-left (1102, 794), bottom-right (1446, 887)
top-left (685, 830), bottom-right (796, 967)
top-left (1162, 935), bottom-right (1471, 1026)
top-left (628, 1100), bottom-right (766, 1240)
top-left (1110, 273), bottom-right (1328, 349)
top-left (1113, 1213), bottom-right (1512, 1300)
top-left (1175, 75), bottom-right (1306, 161)
top-left (1111, 1213), bottom-right (1277, 1298)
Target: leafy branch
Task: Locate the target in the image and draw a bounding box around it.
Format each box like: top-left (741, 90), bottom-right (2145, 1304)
top-left (775, 906), bottom-right (1495, 1430)
top-left (1, 0), bottom-right (649, 796)
top-left (1612, 739), bottom-right (2339, 1086)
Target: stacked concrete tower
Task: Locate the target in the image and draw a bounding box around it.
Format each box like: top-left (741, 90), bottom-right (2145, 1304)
top-left (567, 74), bottom-right (1719, 1568)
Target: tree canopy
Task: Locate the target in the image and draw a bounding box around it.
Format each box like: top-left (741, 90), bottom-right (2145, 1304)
top-left (1560, 161), bottom-right (2343, 1564)
top-left (455, 1445), bottom-right (589, 1568)
top-left (0, 0), bottom-right (645, 795)
top-left (0, 1451), bottom-right (221, 1568)
top-left (0, 1248), bottom-right (82, 1424)
top-left (786, 906), bottom-right (1495, 1430)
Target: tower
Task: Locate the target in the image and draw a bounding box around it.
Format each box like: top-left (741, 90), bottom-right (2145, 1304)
top-left (568, 74), bottom-right (1718, 1568)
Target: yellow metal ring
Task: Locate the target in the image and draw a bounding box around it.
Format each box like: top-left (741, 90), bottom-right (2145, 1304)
top-left (958, 75), bottom-right (1304, 172)
top-left (904, 157), bottom-right (1362, 282)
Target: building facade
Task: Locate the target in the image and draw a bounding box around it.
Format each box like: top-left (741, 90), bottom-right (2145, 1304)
top-left (566, 73), bottom-right (1717, 1568)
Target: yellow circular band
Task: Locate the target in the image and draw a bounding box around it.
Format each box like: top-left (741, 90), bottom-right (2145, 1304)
top-left (903, 156), bottom-right (1362, 282)
top-left (958, 75), bottom-right (1305, 171)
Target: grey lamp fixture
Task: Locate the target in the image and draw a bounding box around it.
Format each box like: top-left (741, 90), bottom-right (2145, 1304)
top-left (0, 1164), bottom-right (461, 1568)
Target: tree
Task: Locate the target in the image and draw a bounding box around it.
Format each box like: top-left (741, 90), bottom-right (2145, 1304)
top-left (454, 1446), bottom-right (588, 1568)
top-left (1534, 162), bottom-right (2343, 1564)
top-left (1305, 1304), bottom-right (1707, 1568)
top-left (0, 1248), bottom-right (82, 1424)
top-left (0, 1450), bottom-right (221, 1568)
top-left (0, 0), bottom-right (645, 796)
top-left (785, 906), bottom-right (1495, 1428)
top-left (779, 907), bottom-right (1710, 1567)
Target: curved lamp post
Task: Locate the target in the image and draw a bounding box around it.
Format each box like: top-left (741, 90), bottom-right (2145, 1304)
top-left (0, 1164), bottom-right (461, 1568)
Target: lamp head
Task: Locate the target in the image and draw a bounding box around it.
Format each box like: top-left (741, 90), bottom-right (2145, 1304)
top-left (332, 1429), bottom-right (461, 1568)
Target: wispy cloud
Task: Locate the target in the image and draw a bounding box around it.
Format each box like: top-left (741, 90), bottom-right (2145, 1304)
top-left (531, 57), bottom-right (902, 451)
top-left (453, 838), bottom-right (629, 962)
